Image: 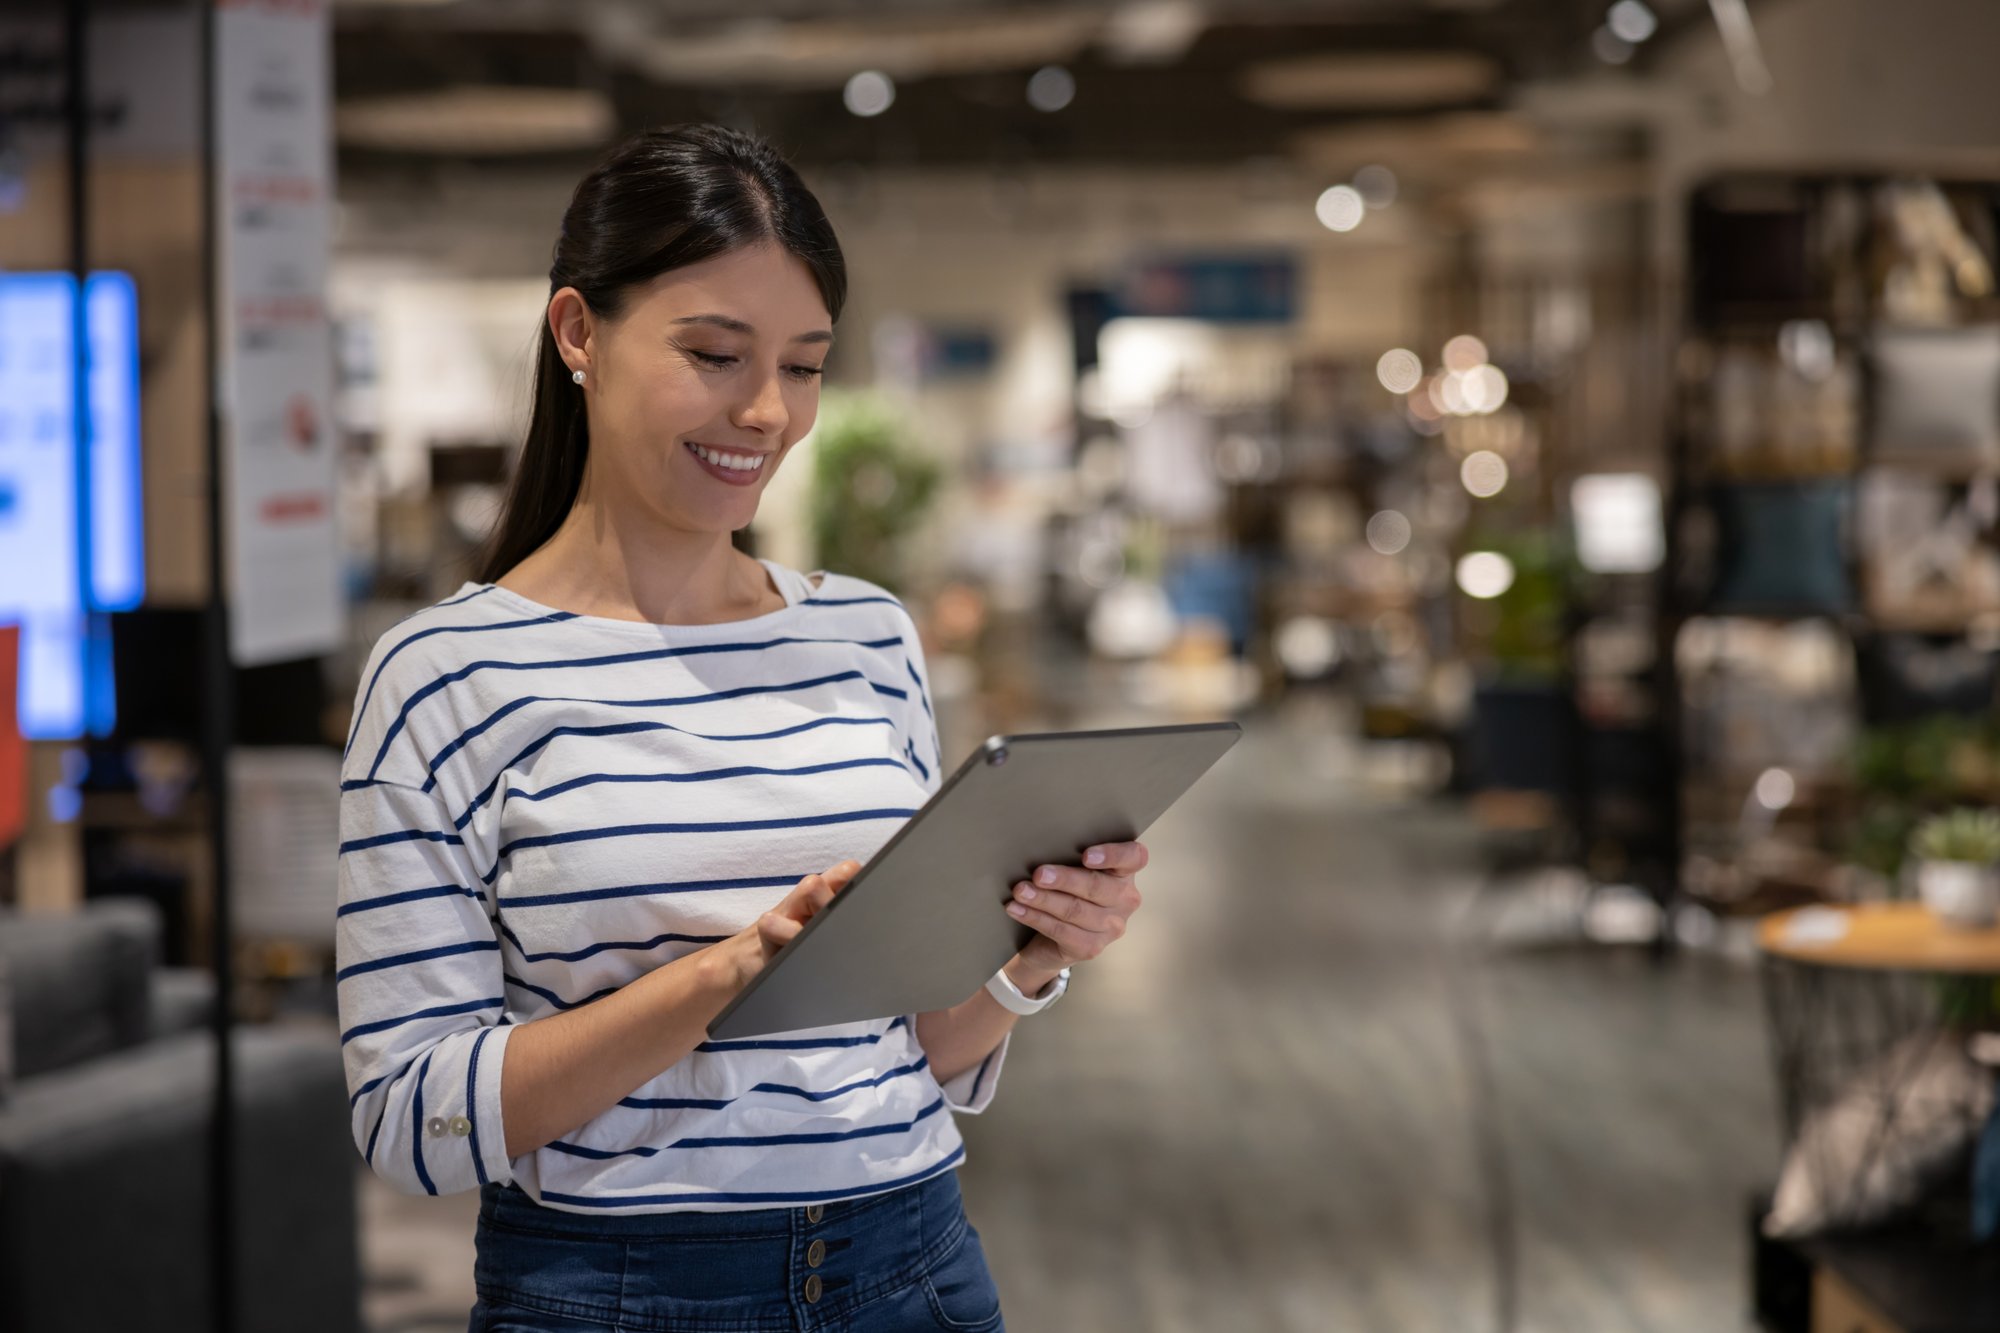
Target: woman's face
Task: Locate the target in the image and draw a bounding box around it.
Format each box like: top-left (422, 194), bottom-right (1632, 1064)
top-left (556, 241), bottom-right (833, 535)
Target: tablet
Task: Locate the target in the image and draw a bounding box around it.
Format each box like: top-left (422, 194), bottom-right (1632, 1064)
top-left (706, 720), bottom-right (1242, 1039)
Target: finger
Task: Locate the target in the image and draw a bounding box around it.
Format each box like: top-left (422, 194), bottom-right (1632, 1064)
top-left (1011, 881), bottom-right (1124, 934)
top-left (1080, 840), bottom-right (1148, 874)
top-left (760, 912), bottom-right (803, 948)
top-left (1028, 862), bottom-right (1137, 909)
top-left (1003, 898), bottom-right (1118, 960)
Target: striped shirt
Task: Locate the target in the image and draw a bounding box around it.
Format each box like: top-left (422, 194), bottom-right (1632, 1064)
top-left (335, 557), bottom-right (1007, 1214)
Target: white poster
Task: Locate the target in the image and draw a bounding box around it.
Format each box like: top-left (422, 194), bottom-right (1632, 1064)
top-left (214, 0), bottom-right (341, 664)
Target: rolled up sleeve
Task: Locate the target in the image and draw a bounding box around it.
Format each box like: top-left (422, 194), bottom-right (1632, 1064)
top-left (336, 777), bottom-right (516, 1195)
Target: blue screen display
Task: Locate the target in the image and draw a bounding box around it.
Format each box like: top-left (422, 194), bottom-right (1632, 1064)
top-left (0, 270), bottom-right (144, 739)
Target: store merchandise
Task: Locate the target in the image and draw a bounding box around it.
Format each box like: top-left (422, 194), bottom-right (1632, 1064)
top-left (1856, 470), bottom-right (2000, 625)
top-left (1708, 480), bottom-right (1853, 615)
top-left (1763, 1030), bottom-right (1993, 1239)
top-left (1707, 337), bottom-right (1858, 479)
top-left (1866, 325), bottom-right (2000, 472)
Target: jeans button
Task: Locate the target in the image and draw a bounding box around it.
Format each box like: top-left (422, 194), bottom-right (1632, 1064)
top-left (807, 1239), bottom-right (825, 1267)
top-left (804, 1274), bottom-right (823, 1303)
top-left (805, 1204), bottom-right (824, 1224)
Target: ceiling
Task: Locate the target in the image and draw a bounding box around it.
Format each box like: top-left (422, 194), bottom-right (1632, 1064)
top-left (326, 0), bottom-right (1716, 173)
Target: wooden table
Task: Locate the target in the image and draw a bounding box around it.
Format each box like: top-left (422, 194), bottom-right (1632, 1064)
top-left (1760, 902), bottom-right (2000, 974)
top-left (1755, 902), bottom-right (2000, 1333)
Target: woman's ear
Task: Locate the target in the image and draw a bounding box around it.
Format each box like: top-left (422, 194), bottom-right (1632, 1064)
top-left (548, 287), bottom-right (595, 378)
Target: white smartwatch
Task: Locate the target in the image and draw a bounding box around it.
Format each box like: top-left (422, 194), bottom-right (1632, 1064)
top-left (985, 965), bottom-right (1070, 1016)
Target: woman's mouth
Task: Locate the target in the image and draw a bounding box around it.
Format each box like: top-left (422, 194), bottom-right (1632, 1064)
top-left (683, 441), bottom-right (769, 486)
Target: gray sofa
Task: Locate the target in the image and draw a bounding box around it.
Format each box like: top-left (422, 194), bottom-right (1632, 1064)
top-left (0, 896), bottom-right (361, 1333)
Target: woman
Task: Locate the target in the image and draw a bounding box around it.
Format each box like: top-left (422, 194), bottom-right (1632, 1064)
top-left (335, 123), bottom-right (1150, 1333)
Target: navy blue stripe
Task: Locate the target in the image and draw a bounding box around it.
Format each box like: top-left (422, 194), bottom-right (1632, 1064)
top-left (504, 972), bottom-right (621, 1011)
top-left (905, 658), bottom-right (932, 718)
top-left (351, 1051), bottom-right (419, 1109)
top-left (481, 807), bottom-right (917, 886)
top-left (803, 594), bottom-right (904, 608)
top-left (365, 636), bottom-right (901, 782)
top-left (339, 827), bottom-right (463, 856)
top-left (409, 670), bottom-right (907, 793)
top-left (495, 756), bottom-right (908, 814)
top-left (968, 1047), bottom-right (997, 1105)
top-left (503, 873), bottom-right (799, 911)
top-left (448, 714), bottom-right (898, 830)
top-left (341, 996), bottom-right (503, 1046)
top-left (752, 1056), bottom-right (932, 1103)
top-left (696, 1017), bottom-right (906, 1055)
top-left (903, 737), bottom-right (931, 784)
top-left (495, 914), bottom-right (726, 965)
top-left (550, 1094), bottom-right (946, 1159)
top-left (467, 1026), bottom-right (496, 1186)
top-left (342, 598), bottom-right (570, 760)
top-left (411, 1051), bottom-right (438, 1195)
top-left (614, 1057), bottom-right (932, 1114)
top-left (335, 938), bottom-right (500, 983)
top-left (364, 1096), bottom-right (388, 1165)
top-left (535, 1143), bottom-right (964, 1209)
top-left (338, 883), bottom-right (483, 918)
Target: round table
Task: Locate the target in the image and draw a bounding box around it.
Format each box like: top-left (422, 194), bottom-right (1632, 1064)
top-left (1760, 902), bottom-right (2000, 974)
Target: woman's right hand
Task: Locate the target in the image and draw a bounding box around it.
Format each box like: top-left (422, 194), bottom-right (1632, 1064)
top-left (709, 859), bottom-right (862, 993)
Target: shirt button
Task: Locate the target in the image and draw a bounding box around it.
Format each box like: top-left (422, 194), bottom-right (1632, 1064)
top-left (804, 1274), bottom-right (822, 1303)
top-left (425, 1117), bottom-right (448, 1138)
top-left (449, 1116), bottom-right (472, 1137)
top-left (804, 1204), bottom-right (824, 1224)
top-left (807, 1239), bottom-right (826, 1267)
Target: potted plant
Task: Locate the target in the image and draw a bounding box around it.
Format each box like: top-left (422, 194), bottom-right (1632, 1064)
top-left (806, 390), bottom-right (942, 598)
top-left (1910, 807), bottom-right (2000, 929)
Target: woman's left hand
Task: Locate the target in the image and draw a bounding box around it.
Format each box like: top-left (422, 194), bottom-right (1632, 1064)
top-left (1004, 839), bottom-right (1148, 979)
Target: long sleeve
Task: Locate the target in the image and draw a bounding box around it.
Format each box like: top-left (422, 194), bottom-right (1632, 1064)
top-left (889, 599), bottom-right (1011, 1116)
top-left (336, 776), bottom-right (517, 1195)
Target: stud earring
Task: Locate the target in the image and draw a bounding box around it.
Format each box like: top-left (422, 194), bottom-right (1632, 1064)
top-left (571, 368), bottom-right (586, 385)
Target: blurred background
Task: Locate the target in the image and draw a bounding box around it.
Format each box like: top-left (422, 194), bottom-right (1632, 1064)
top-left (6, 1), bottom-right (2000, 1330)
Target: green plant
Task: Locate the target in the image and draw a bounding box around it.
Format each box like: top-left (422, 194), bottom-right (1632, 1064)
top-left (1911, 806), bottom-right (2000, 864)
top-left (1463, 527), bottom-right (1574, 682)
top-left (806, 391), bottom-right (942, 596)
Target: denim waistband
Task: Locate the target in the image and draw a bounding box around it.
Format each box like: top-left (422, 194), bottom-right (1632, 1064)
top-left (472, 1165), bottom-right (973, 1331)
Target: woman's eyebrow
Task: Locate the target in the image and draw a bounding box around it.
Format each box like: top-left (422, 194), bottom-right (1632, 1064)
top-left (671, 313), bottom-right (833, 345)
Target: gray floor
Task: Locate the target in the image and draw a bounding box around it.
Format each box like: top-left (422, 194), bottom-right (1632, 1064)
top-left (359, 691), bottom-right (1780, 1333)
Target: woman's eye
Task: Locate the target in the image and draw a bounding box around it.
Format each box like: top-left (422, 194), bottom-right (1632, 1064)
top-left (688, 351), bottom-right (820, 382)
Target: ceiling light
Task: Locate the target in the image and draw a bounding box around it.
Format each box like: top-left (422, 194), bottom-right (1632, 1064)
top-left (1240, 51), bottom-right (1499, 110)
top-left (844, 70), bottom-right (895, 117)
top-left (1027, 65), bottom-right (1075, 112)
top-left (1353, 164), bottom-right (1398, 209)
top-left (1315, 184), bottom-right (1364, 233)
top-left (1607, 0), bottom-right (1659, 43)
top-left (335, 87), bottom-right (615, 155)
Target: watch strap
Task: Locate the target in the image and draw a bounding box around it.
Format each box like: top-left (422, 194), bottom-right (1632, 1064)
top-left (985, 965), bottom-right (1070, 1015)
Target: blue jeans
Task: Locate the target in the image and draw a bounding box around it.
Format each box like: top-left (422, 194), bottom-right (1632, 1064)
top-left (467, 1167), bottom-right (1006, 1332)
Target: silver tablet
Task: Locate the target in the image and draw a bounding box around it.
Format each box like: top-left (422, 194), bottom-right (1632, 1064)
top-left (706, 720), bottom-right (1242, 1039)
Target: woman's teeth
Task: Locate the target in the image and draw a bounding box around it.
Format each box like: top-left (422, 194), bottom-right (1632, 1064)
top-left (687, 442), bottom-right (765, 472)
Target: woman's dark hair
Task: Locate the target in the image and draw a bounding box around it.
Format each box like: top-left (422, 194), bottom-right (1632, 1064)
top-left (473, 123), bottom-right (846, 584)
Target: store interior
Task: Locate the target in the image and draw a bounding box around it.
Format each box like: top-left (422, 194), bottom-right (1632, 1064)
top-left (7, 1), bottom-right (2000, 1330)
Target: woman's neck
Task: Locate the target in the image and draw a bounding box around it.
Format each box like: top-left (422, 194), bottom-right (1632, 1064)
top-left (494, 494), bottom-right (780, 625)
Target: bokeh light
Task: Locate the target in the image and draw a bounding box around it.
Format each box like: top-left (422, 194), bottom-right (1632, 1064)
top-left (1376, 348), bottom-right (1424, 395)
top-left (1315, 184), bottom-right (1365, 233)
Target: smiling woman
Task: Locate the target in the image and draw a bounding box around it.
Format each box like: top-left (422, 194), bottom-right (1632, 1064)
top-left (333, 125), bottom-right (1027, 1333)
